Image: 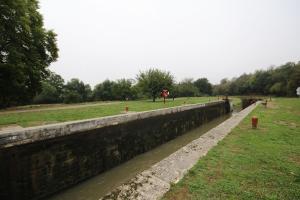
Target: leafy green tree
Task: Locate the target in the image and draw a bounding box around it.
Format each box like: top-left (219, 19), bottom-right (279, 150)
top-left (93, 79), bottom-right (138, 101)
top-left (137, 69), bottom-right (174, 102)
top-left (251, 70), bottom-right (272, 95)
top-left (213, 78), bottom-right (231, 96)
top-left (33, 82), bottom-right (59, 104)
top-left (84, 84), bottom-right (93, 102)
top-left (287, 62), bottom-right (300, 96)
top-left (93, 80), bottom-right (116, 101)
top-left (176, 78), bottom-right (199, 97)
top-left (131, 84), bottom-right (143, 99)
top-left (113, 79), bottom-right (136, 100)
top-left (62, 90), bottom-right (82, 104)
top-left (46, 71), bottom-right (64, 95)
top-left (169, 84), bottom-right (180, 100)
top-left (233, 74), bottom-right (252, 95)
top-left (213, 62), bottom-right (300, 97)
top-left (62, 79), bottom-right (91, 103)
top-left (194, 78), bottom-right (212, 95)
top-left (0, 0), bottom-right (58, 107)
top-left (33, 71), bottom-right (64, 103)
top-left (269, 82), bottom-right (285, 96)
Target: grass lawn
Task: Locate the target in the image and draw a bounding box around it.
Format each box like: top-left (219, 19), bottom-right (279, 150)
top-left (0, 97), bottom-right (221, 128)
top-left (163, 98), bottom-right (300, 200)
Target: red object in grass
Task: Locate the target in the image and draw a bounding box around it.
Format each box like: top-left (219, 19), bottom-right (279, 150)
top-left (161, 90), bottom-right (169, 104)
top-left (125, 106), bottom-right (129, 112)
top-left (252, 116), bottom-right (258, 128)
top-left (161, 90), bottom-right (169, 98)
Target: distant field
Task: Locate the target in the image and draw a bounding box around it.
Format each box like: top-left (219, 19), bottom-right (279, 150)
top-left (0, 97), bottom-right (224, 128)
top-left (163, 98), bottom-right (300, 200)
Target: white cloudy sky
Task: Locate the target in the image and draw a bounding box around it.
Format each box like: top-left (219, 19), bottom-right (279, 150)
top-left (39, 0), bottom-right (300, 86)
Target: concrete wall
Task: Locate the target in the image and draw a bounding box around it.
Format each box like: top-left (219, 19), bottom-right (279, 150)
top-left (0, 101), bottom-right (230, 200)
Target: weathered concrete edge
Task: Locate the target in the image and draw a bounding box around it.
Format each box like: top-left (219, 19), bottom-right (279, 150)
top-left (0, 101), bottom-right (223, 149)
top-left (100, 102), bottom-right (260, 200)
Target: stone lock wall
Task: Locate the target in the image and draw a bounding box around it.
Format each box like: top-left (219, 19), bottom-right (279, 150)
top-left (0, 101), bottom-right (230, 200)
top-left (240, 97), bottom-right (262, 109)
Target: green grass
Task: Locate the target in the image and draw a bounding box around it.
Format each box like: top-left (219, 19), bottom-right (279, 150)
top-left (0, 97), bottom-right (221, 128)
top-left (163, 98), bottom-right (300, 200)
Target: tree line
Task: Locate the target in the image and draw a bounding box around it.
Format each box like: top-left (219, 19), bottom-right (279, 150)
top-left (31, 69), bottom-right (214, 105)
top-left (29, 61), bottom-right (300, 106)
top-left (1, 0), bottom-right (299, 108)
top-left (213, 62), bottom-right (300, 97)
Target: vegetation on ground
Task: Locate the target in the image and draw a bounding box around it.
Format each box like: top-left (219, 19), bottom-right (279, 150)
top-left (0, 97), bottom-right (219, 128)
top-left (163, 98), bottom-right (300, 200)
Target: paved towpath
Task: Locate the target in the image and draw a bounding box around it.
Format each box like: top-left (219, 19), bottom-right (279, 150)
top-left (100, 102), bottom-right (260, 200)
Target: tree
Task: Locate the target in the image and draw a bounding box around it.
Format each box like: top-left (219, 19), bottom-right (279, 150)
top-left (194, 78), bottom-right (212, 95)
top-left (212, 61), bottom-right (300, 97)
top-left (93, 79), bottom-right (138, 101)
top-left (251, 70), bottom-right (272, 95)
top-left (33, 71), bottom-right (64, 103)
top-left (177, 78), bottom-right (199, 97)
top-left (84, 84), bottom-right (93, 102)
top-left (169, 84), bottom-right (180, 100)
top-left (93, 80), bottom-right (116, 101)
top-left (33, 82), bottom-right (59, 104)
top-left (62, 90), bottom-right (82, 104)
top-left (113, 79), bottom-right (136, 100)
top-left (46, 71), bottom-right (64, 96)
top-left (269, 82), bottom-right (285, 96)
top-left (62, 79), bottom-right (91, 103)
top-left (0, 0), bottom-right (58, 108)
top-left (287, 62), bottom-right (300, 96)
top-left (233, 74), bottom-right (252, 95)
top-left (137, 69), bottom-right (174, 102)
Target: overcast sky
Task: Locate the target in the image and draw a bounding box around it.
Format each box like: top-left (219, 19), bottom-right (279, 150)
top-left (39, 0), bottom-right (300, 86)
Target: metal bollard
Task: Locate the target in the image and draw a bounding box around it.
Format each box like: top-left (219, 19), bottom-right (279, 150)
top-left (252, 116), bottom-right (258, 129)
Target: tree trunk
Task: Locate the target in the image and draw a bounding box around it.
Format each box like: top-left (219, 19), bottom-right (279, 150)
top-left (152, 96), bottom-right (156, 102)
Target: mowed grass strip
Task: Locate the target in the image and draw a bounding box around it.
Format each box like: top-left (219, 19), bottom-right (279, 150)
top-left (0, 97), bottom-right (217, 128)
top-left (163, 98), bottom-right (300, 200)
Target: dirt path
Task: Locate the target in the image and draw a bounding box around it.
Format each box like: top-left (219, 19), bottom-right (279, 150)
top-left (0, 102), bottom-right (120, 115)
